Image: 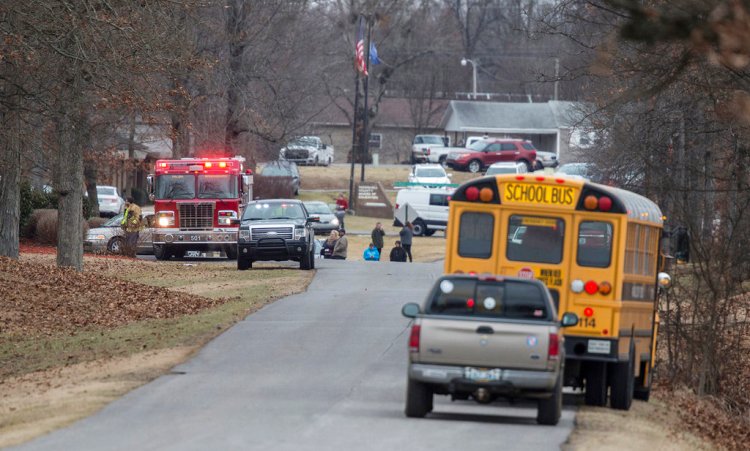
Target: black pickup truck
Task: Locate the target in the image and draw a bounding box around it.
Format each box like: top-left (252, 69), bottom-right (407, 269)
top-left (235, 199), bottom-right (318, 270)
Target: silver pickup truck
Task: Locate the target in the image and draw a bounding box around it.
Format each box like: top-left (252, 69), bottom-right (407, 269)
top-left (401, 274), bottom-right (578, 425)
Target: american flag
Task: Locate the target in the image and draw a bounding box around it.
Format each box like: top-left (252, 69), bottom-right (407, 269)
top-left (355, 17), bottom-right (368, 76)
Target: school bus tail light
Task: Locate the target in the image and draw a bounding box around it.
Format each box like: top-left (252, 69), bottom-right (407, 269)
top-left (598, 196), bottom-right (613, 212)
top-left (571, 279), bottom-right (584, 293)
top-left (599, 281), bottom-right (612, 295)
top-left (479, 187), bottom-right (494, 202)
top-left (584, 195), bottom-right (598, 210)
top-left (584, 280), bottom-right (599, 294)
top-left (583, 307), bottom-right (594, 317)
top-left (465, 186), bottom-right (479, 201)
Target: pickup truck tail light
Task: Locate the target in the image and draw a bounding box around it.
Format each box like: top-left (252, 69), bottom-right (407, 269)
top-left (548, 333), bottom-right (559, 360)
top-left (408, 324), bottom-right (421, 352)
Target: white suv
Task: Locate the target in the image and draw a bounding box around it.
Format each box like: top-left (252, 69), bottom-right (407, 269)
top-left (96, 185), bottom-right (125, 217)
top-left (408, 164), bottom-right (452, 187)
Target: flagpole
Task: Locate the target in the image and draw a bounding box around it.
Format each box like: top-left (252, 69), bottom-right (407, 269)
top-left (360, 16), bottom-right (372, 182)
top-left (348, 16), bottom-right (363, 211)
top-left (348, 75), bottom-right (361, 212)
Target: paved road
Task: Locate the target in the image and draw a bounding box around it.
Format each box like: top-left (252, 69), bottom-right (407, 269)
top-left (17, 260), bottom-right (575, 451)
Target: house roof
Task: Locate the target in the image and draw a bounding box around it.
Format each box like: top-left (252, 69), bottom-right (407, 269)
top-left (311, 97), bottom-right (449, 129)
top-left (440, 100), bottom-right (584, 134)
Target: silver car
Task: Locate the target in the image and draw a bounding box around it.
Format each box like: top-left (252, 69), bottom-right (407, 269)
top-left (84, 213), bottom-right (155, 255)
top-left (303, 201), bottom-right (340, 235)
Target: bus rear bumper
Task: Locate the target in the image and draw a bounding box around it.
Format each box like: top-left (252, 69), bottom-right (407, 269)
top-left (564, 336), bottom-right (619, 363)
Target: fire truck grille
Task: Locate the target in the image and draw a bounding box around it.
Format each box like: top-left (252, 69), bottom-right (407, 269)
top-left (179, 203), bottom-right (214, 230)
top-left (251, 227), bottom-right (294, 240)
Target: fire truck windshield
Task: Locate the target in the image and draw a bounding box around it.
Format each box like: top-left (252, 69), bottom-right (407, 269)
top-left (155, 174), bottom-right (238, 200)
top-left (156, 175), bottom-right (196, 200)
top-left (197, 174), bottom-right (238, 199)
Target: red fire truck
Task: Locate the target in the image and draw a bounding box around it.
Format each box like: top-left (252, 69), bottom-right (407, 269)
top-left (147, 156), bottom-right (251, 260)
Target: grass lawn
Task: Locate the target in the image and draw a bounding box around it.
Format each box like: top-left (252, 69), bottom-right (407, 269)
top-left (299, 164), bottom-right (478, 190)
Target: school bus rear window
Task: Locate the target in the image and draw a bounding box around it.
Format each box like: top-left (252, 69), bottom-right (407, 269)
top-left (506, 215), bottom-right (564, 264)
top-left (577, 221), bottom-right (613, 268)
top-left (458, 212), bottom-right (493, 258)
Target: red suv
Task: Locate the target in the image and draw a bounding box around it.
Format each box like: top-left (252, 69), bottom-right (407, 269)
top-left (446, 139), bottom-right (538, 173)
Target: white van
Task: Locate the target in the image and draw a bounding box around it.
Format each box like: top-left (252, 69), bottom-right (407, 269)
top-left (393, 187), bottom-right (454, 236)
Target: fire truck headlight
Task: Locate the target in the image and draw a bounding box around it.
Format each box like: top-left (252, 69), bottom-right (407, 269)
top-left (218, 210), bottom-right (238, 225)
top-left (157, 212), bottom-right (175, 227)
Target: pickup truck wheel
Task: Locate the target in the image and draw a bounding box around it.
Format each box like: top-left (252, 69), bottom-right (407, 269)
top-left (405, 378), bottom-right (433, 418)
top-left (438, 155), bottom-right (447, 167)
top-left (412, 219), bottom-right (427, 236)
top-left (610, 344), bottom-right (635, 410)
top-left (537, 372), bottom-right (563, 425)
top-left (468, 159), bottom-right (482, 173)
top-left (314, 156), bottom-right (319, 166)
top-left (583, 361), bottom-right (608, 406)
top-left (225, 245), bottom-right (238, 260)
top-left (300, 249), bottom-right (312, 270)
top-left (107, 237), bottom-right (124, 254)
top-left (154, 244), bottom-right (170, 261)
top-left (237, 258), bottom-right (251, 270)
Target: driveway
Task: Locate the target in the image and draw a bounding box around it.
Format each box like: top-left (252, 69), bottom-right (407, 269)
top-left (17, 259), bottom-right (575, 451)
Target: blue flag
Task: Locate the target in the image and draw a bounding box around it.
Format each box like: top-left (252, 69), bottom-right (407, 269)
top-left (369, 42), bottom-right (381, 65)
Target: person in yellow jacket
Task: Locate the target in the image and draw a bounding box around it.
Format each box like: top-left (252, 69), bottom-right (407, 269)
top-left (121, 197), bottom-right (143, 257)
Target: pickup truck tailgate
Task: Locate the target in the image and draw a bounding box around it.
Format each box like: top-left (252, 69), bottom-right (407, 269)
top-left (418, 318), bottom-right (552, 371)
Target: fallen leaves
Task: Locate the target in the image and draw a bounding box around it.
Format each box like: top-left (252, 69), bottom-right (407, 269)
top-left (0, 257), bottom-right (228, 336)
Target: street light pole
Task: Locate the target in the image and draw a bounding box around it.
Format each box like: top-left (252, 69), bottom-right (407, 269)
top-left (461, 58), bottom-right (477, 98)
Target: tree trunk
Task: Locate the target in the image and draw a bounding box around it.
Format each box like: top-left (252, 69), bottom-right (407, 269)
top-left (0, 109), bottom-right (21, 259)
top-left (84, 160), bottom-right (99, 218)
top-left (55, 110), bottom-right (85, 271)
top-left (224, 0), bottom-right (248, 157)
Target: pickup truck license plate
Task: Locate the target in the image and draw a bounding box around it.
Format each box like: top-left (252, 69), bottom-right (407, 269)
top-left (464, 367), bottom-right (501, 382)
top-left (587, 340), bottom-right (611, 354)
top-left (185, 250), bottom-right (201, 257)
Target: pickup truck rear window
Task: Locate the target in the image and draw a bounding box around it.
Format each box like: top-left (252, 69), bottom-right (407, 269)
top-left (425, 278), bottom-right (550, 320)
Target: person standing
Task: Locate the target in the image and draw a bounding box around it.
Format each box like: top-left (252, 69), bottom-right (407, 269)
top-left (399, 221), bottom-right (414, 262)
top-left (371, 222), bottom-right (385, 260)
top-left (335, 193), bottom-right (348, 228)
top-left (121, 197), bottom-right (143, 257)
top-left (389, 240), bottom-right (407, 262)
top-left (331, 228), bottom-right (348, 260)
top-left (363, 243), bottom-right (380, 261)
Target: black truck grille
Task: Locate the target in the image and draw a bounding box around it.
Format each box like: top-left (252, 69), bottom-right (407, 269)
top-left (252, 227), bottom-right (294, 240)
top-left (179, 203), bottom-right (214, 230)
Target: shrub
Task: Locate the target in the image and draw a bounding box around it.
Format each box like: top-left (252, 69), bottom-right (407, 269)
top-left (31, 209), bottom-right (89, 246)
top-left (253, 175), bottom-right (295, 199)
top-left (20, 182), bottom-right (58, 236)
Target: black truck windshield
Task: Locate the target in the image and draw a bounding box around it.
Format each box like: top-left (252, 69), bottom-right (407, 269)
top-left (155, 175), bottom-right (196, 200)
top-left (243, 202), bottom-right (305, 220)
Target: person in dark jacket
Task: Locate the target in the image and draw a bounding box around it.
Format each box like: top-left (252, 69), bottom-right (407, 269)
top-left (371, 222), bottom-right (385, 260)
top-left (399, 222), bottom-right (414, 262)
top-left (389, 240), bottom-right (407, 262)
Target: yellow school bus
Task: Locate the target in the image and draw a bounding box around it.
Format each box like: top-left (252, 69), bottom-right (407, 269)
top-left (445, 173), bottom-right (669, 410)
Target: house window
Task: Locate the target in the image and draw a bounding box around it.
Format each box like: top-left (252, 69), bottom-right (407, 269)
top-left (369, 133), bottom-right (382, 149)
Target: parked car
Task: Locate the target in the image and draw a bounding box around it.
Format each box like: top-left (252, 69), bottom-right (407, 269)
top-left (84, 212), bottom-right (155, 255)
top-left (401, 274), bottom-right (578, 424)
top-left (235, 199), bottom-right (318, 270)
top-left (408, 164), bottom-right (452, 187)
top-left (393, 187), bottom-right (453, 236)
top-left (411, 135), bottom-right (449, 164)
top-left (556, 162), bottom-right (603, 183)
top-left (255, 161), bottom-right (301, 196)
top-left (97, 185), bottom-right (125, 217)
top-left (279, 136), bottom-right (334, 166)
top-left (446, 139), bottom-right (537, 173)
top-left (535, 150), bottom-right (559, 169)
top-left (303, 201), bottom-right (340, 235)
top-left (485, 162), bottom-right (528, 176)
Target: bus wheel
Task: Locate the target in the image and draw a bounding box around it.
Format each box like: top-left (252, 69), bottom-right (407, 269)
top-left (634, 360), bottom-right (652, 401)
top-left (583, 361), bottom-right (608, 407)
top-left (610, 345), bottom-right (635, 410)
